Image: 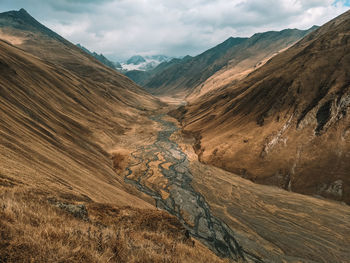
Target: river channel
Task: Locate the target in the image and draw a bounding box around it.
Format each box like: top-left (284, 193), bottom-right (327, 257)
top-left (124, 114), bottom-right (263, 262)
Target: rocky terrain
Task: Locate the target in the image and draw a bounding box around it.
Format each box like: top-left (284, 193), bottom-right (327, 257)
top-left (1, 6), bottom-right (350, 263)
top-left (180, 9), bottom-right (350, 204)
top-left (119, 105), bottom-right (350, 262)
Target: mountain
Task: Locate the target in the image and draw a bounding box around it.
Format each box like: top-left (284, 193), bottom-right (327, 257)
top-left (124, 57), bottom-right (186, 86)
top-left (143, 37), bottom-right (247, 96)
top-left (76, 43), bottom-right (119, 70)
top-left (0, 9), bottom-right (222, 262)
top-left (0, 7), bottom-right (162, 206)
top-left (187, 27), bottom-right (319, 101)
top-left (120, 54), bottom-right (174, 72)
top-left (142, 28), bottom-right (317, 97)
top-left (178, 10), bottom-right (350, 204)
top-left (127, 55), bottom-right (146, 65)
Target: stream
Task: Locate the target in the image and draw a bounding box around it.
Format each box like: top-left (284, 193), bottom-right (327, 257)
top-left (124, 113), bottom-right (263, 262)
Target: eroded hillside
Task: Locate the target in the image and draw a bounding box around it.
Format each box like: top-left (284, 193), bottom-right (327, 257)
top-left (181, 9), bottom-right (350, 204)
top-left (139, 27), bottom-right (316, 98)
top-left (0, 9), bottom-right (225, 262)
top-left (1, 7), bottom-right (350, 263)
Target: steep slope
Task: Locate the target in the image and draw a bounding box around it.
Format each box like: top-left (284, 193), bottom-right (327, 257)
top-left (120, 55), bottom-right (177, 72)
top-left (143, 28), bottom-right (315, 97)
top-left (124, 57), bottom-right (187, 87)
top-left (0, 9), bottom-right (163, 204)
top-left (0, 10), bottom-right (224, 262)
top-left (76, 43), bottom-right (118, 70)
top-left (0, 38), bottom-right (150, 204)
top-left (181, 9), bottom-right (350, 204)
top-left (144, 37), bottom-right (247, 96)
top-left (187, 26), bottom-right (317, 101)
top-left (0, 8), bottom-right (153, 103)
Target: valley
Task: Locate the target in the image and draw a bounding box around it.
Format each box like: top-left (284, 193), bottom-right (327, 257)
top-left (0, 5), bottom-right (350, 263)
top-left (116, 104), bottom-right (350, 262)
top-left (122, 109), bottom-right (247, 261)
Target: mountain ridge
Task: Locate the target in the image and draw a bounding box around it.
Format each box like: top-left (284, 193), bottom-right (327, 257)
top-left (179, 9), bottom-right (350, 204)
top-left (76, 43), bottom-right (119, 70)
top-left (0, 8), bottom-right (162, 205)
top-left (1, 7), bottom-right (350, 262)
top-left (0, 8), bottom-right (68, 44)
top-left (120, 54), bottom-right (174, 72)
top-left (137, 27), bottom-right (317, 98)
top-left (0, 9), bottom-right (227, 261)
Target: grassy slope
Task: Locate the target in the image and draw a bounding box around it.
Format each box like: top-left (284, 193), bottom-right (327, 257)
top-left (0, 9), bottom-right (225, 262)
top-left (182, 10), bottom-right (350, 203)
top-left (0, 39), bottom-right (146, 205)
top-left (0, 187), bottom-right (225, 263)
top-left (143, 28), bottom-right (314, 98)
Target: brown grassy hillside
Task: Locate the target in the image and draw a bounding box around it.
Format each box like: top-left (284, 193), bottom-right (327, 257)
top-left (187, 27), bottom-right (318, 101)
top-left (0, 8), bottom-right (164, 205)
top-left (0, 9), bottom-right (225, 262)
top-left (0, 9), bottom-right (157, 109)
top-left (143, 28), bottom-right (315, 98)
top-left (0, 39), bottom-right (153, 205)
top-left (181, 9), bottom-right (350, 204)
top-left (0, 186), bottom-right (224, 263)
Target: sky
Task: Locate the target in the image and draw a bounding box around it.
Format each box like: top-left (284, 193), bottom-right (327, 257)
top-left (1, 0), bottom-right (350, 61)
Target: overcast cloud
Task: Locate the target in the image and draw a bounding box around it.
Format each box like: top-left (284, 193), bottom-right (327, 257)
top-left (1, 0), bottom-right (350, 61)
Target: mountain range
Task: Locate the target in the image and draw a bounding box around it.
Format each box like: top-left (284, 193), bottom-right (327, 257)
top-left (126, 26), bottom-right (318, 98)
top-left (1, 7), bottom-right (350, 263)
top-left (178, 10), bottom-right (350, 204)
top-left (119, 54), bottom-right (174, 72)
top-left (76, 43), bottom-right (120, 70)
top-left (0, 8), bottom-right (222, 262)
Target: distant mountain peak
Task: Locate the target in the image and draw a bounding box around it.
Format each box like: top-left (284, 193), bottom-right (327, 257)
top-left (120, 55), bottom-right (174, 72)
top-left (127, 55), bottom-right (146, 65)
top-left (18, 8), bottom-right (29, 14)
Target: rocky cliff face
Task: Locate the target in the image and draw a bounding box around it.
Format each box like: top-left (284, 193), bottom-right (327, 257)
top-left (181, 10), bottom-right (350, 204)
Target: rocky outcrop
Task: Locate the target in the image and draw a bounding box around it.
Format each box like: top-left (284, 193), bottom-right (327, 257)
top-left (181, 10), bottom-right (350, 204)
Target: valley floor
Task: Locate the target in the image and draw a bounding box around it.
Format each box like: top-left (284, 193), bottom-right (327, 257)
top-left (116, 101), bottom-right (350, 262)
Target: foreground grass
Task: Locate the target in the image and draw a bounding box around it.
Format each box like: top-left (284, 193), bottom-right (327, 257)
top-left (0, 187), bottom-right (226, 263)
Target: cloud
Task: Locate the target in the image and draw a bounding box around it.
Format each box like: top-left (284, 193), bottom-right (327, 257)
top-left (0, 0), bottom-right (349, 60)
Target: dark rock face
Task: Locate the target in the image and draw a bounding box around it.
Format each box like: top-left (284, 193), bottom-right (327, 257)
top-left (124, 70), bottom-right (151, 85)
top-left (315, 100), bottom-right (332, 135)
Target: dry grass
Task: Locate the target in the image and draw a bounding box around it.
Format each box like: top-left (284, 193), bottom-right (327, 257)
top-left (0, 186), bottom-right (225, 263)
top-left (182, 10), bottom-right (350, 204)
top-left (111, 152), bottom-right (126, 172)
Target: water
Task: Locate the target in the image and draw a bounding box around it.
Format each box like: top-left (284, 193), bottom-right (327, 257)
top-left (124, 114), bottom-right (263, 262)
